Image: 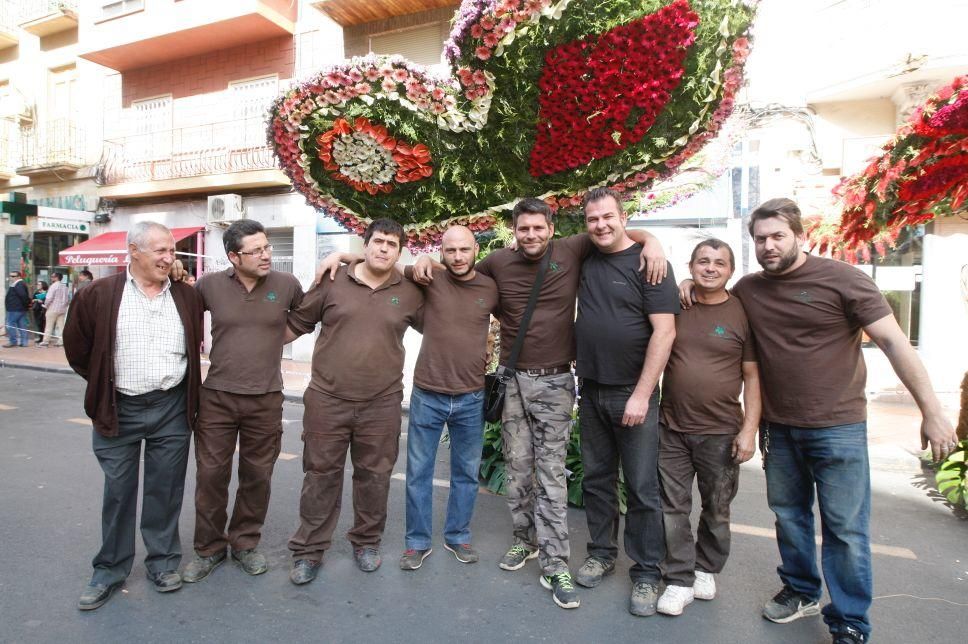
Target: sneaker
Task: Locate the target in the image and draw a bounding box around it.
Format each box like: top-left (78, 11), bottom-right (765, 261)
top-left (693, 570), bottom-right (716, 600)
top-left (182, 550), bottom-right (227, 583)
top-left (832, 626), bottom-right (867, 643)
top-left (498, 544), bottom-right (538, 571)
top-left (444, 543), bottom-right (479, 564)
top-left (629, 581), bottom-right (660, 616)
top-left (37, 342), bottom-right (49, 347)
top-left (763, 586), bottom-right (821, 623)
top-left (575, 556), bottom-right (615, 588)
top-left (232, 548), bottom-right (268, 576)
top-left (354, 547), bottom-right (382, 572)
top-left (289, 559), bottom-right (321, 585)
top-left (399, 548), bottom-right (432, 570)
top-left (656, 584), bottom-right (694, 616)
top-left (539, 572), bottom-right (580, 609)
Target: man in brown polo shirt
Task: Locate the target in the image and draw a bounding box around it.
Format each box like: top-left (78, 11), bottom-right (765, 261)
top-left (681, 198), bottom-right (956, 643)
top-left (285, 218), bottom-right (423, 584)
top-left (655, 239), bottom-right (760, 617)
top-left (182, 219), bottom-right (303, 584)
top-left (412, 198), bottom-right (666, 610)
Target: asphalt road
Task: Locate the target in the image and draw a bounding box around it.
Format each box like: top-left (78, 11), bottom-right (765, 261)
top-left (0, 369), bottom-right (965, 644)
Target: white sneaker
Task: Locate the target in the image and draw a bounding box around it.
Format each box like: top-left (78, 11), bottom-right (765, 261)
top-left (694, 571), bottom-right (716, 600)
top-left (657, 585), bottom-right (694, 616)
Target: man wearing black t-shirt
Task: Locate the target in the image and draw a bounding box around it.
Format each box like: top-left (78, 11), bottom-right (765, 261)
top-left (573, 187), bottom-right (679, 617)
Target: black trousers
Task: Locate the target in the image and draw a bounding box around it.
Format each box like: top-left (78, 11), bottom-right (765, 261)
top-left (90, 384), bottom-right (190, 586)
top-left (579, 380), bottom-right (664, 583)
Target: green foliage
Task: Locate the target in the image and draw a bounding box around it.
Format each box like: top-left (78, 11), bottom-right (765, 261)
top-left (935, 440), bottom-right (968, 510)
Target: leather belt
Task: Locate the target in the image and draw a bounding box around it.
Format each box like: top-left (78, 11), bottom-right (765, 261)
top-left (517, 365), bottom-right (572, 376)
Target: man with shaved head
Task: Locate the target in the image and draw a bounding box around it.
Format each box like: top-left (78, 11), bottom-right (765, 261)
top-left (398, 225), bottom-right (498, 570)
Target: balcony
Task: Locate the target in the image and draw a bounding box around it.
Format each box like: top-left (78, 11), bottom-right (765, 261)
top-left (0, 118), bottom-right (20, 179)
top-left (0, 3), bottom-right (20, 49)
top-left (79, 0), bottom-right (296, 71)
top-left (18, 0), bottom-right (79, 37)
top-left (96, 117), bottom-right (289, 198)
top-left (17, 118), bottom-right (85, 175)
top-left (311, 0), bottom-right (457, 26)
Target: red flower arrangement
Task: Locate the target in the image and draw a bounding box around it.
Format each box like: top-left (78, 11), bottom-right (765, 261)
top-left (836, 76), bottom-right (968, 249)
top-left (530, 0), bottom-right (698, 176)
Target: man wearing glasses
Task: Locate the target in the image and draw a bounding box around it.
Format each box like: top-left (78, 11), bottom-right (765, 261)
top-left (182, 219), bottom-right (303, 583)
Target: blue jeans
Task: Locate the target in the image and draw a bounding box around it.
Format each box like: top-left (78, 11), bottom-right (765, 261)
top-left (405, 386), bottom-right (485, 550)
top-left (5, 311), bottom-right (29, 346)
top-left (762, 421), bottom-right (872, 637)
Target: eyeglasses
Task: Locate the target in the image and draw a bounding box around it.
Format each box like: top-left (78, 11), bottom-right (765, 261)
top-left (235, 245), bottom-right (273, 257)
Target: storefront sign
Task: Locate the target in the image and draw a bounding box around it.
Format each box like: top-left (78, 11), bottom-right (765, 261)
top-left (36, 218), bottom-right (90, 234)
top-left (60, 253), bottom-right (125, 266)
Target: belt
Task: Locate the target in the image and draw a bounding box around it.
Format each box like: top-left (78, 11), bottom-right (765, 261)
top-left (517, 364), bottom-right (571, 376)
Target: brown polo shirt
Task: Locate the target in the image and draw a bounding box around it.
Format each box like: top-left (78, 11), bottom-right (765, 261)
top-left (197, 267), bottom-right (304, 395)
top-left (732, 253), bottom-right (893, 428)
top-left (660, 295), bottom-right (756, 435)
top-left (288, 261), bottom-right (424, 401)
top-left (405, 266), bottom-right (499, 395)
top-left (477, 234), bottom-right (593, 369)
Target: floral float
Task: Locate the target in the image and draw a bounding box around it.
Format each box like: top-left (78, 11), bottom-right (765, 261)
top-left (268, 0), bottom-right (758, 249)
top-left (835, 76), bottom-right (968, 250)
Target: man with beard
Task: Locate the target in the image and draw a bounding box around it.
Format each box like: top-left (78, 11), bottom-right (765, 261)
top-left (681, 198), bottom-right (956, 643)
top-left (285, 218), bottom-right (423, 583)
top-left (182, 219), bottom-right (303, 583)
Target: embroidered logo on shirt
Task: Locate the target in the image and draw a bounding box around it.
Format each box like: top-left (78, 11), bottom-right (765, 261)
top-left (549, 261), bottom-right (560, 272)
top-left (708, 324), bottom-right (730, 339)
top-left (265, 291), bottom-right (277, 302)
top-left (793, 290), bottom-right (813, 304)
top-left (475, 297), bottom-right (487, 308)
top-left (389, 296), bottom-right (400, 306)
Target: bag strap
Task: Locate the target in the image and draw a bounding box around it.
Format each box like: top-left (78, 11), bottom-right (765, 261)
top-left (504, 245), bottom-right (552, 371)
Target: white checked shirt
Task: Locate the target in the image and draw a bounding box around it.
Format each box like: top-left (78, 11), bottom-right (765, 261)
top-left (45, 280), bottom-right (69, 314)
top-left (114, 269), bottom-right (187, 396)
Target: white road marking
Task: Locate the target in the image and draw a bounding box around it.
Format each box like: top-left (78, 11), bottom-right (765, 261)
top-left (391, 473), bottom-right (450, 488)
top-left (0, 404), bottom-right (16, 411)
top-left (730, 522), bottom-right (917, 560)
top-left (66, 418), bottom-right (92, 426)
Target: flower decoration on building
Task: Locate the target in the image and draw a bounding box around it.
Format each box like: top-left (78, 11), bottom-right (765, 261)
top-left (836, 76), bottom-right (968, 249)
top-left (268, 0), bottom-right (758, 249)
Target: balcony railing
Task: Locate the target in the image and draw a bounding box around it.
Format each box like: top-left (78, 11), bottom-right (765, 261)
top-left (0, 3), bottom-right (20, 47)
top-left (18, 1), bottom-right (79, 37)
top-left (0, 118), bottom-right (20, 177)
top-left (98, 118), bottom-right (277, 185)
top-left (18, 118), bottom-right (85, 173)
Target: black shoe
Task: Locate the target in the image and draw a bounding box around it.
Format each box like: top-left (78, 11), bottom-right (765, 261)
top-left (763, 586), bottom-right (820, 623)
top-left (146, 570), bottom-right (182, 593)
top-left (77, 581), bottom-right (122, 611)
top-left (290, 559), bottom-right (321, 585)
top-left (832, 626), bottom-right (867, 643)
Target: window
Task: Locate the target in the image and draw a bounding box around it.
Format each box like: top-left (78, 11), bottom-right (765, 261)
top-left (370, 22), bottom-right (448, 68)
top-left (228, 76), bottom-right (278, 148)
top-left (130, 95), bottom-right (172, 160)
top-left (48, 65), bottom-right (78, 121)
top-left (100, 0), bottom-right (144, 21)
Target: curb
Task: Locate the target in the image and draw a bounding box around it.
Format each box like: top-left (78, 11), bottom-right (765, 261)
top-left (0, 360), bottom-right (75, 375)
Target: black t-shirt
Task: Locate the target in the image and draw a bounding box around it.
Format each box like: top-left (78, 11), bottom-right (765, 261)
top-left (575, 245), bottom-right (679, 385)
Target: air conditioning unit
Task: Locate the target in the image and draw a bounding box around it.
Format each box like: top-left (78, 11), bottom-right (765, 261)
top-left (207, 194), bottom-right (244, 225)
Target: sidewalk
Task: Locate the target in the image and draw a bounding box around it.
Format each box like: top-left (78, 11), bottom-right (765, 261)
top-left (1, 342), bottom-right (959, 456)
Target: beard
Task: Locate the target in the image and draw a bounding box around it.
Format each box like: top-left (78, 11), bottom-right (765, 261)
top-left (444, 255), bottom-right (476, 277)
top-left (758, 245), bottom-right (801, 274)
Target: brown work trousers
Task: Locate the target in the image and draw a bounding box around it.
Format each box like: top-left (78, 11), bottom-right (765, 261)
top-left (193, 388), bottom-right (284, 556)
top-left (288, 388), bottom-right (404, 562)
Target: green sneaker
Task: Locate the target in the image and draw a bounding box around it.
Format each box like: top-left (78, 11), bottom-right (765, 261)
top-left (499, 545), bottom-right (538, 571)
top-left (540, 572), bottom-right (580, 609)
top-left (399, 548), bottom-right (432, 570)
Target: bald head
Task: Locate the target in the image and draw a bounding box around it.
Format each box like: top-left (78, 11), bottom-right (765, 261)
top-left (440, 225), bottom-right (478, 281)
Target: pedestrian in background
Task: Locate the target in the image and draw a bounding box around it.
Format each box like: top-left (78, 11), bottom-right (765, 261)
top-left (31, 281), bottom-right (48, 338)
top-left (4, 271), bottom-right (31, 347)
top-left (39, 272), bottom-right (68, 347)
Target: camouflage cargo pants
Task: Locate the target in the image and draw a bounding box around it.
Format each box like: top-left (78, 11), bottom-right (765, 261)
top-left (501, 371), bottom-right (575, 575)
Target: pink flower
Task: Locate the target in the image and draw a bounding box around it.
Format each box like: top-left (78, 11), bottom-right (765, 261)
top-left (431, 87), bottom-right (446, 101)
top-left (475, 46), bottom-right (492, 61)
top-left (381, 78), bottom-right (397, 93)
top-left (484, 32), bottom-right (501, 47)
top-left (470, 24), bottom-right (484, 39)
top-left (348, 69), bottom-right (364, 83)
top-left (364, 67), bottom-right (381, 82)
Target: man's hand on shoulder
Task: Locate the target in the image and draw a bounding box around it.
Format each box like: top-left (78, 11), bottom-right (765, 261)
top-left (629, 231), bottom-right (667, 285)
top-left (314, 252), bottom-right (348, 285)
top-left (412, 256), bottom-right (436, 285)
top-left (678, 278), bottom-right (696, 309)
